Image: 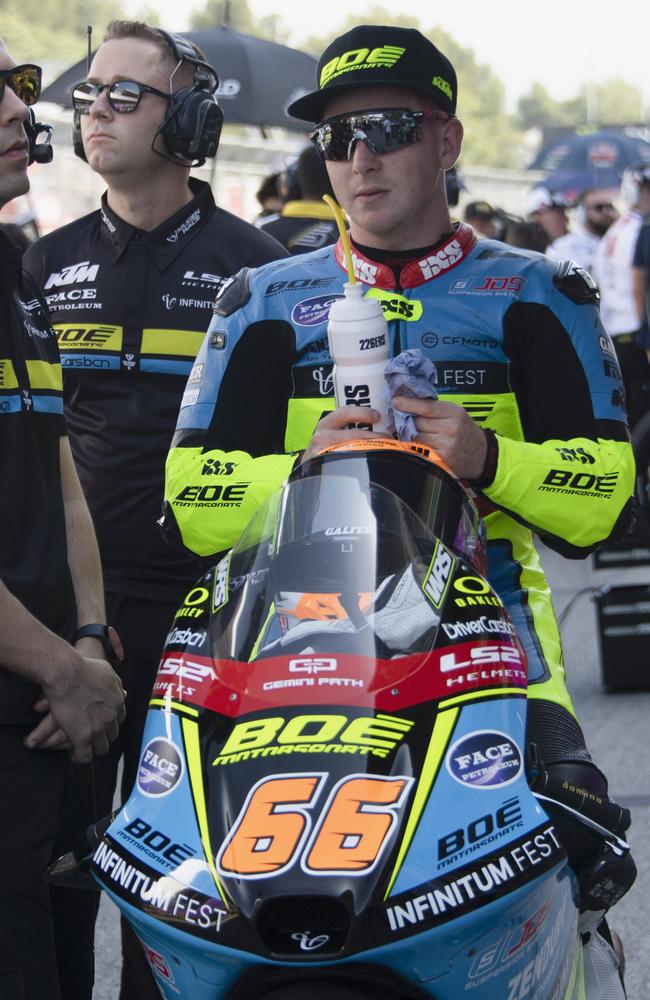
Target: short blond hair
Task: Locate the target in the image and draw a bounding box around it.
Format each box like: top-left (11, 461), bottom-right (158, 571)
top-left (103, 20), bottom-right (206, 88)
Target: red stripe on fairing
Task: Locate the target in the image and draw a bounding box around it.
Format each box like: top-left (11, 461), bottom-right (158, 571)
top-left (151, 640), bottom-right (527, 717)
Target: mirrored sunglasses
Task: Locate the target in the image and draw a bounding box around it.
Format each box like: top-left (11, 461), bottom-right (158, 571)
top-left (72, 79), bottom-right (170, 115)
top-left (0, 64), bottom-right (42, 107)
top-left (310, 107), bottom-right (452, 162)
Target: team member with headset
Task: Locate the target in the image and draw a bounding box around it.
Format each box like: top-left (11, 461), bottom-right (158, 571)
top-left (24, 19), bottom-right (286, 998)
top-left (0, 42), bottom-right (125, 1000)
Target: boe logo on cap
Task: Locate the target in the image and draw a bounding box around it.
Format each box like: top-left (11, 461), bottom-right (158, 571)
top-left (137, 737), bottom-right (184, 797)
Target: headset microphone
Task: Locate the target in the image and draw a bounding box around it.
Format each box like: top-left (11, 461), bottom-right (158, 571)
top-left (25, 111), bottom-right (54, 164)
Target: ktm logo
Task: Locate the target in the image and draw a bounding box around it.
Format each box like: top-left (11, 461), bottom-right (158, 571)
top-left (320, 45), bottom-right (405, 87)
top-left (44, 261), bottom-right (99, 289)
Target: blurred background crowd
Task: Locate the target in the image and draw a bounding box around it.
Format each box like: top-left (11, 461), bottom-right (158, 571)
top-left (2, 0), bottom-right (650, 370)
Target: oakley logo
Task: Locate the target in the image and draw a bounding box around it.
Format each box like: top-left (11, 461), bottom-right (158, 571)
top-left (320, 45), bottom-right (405, 87)
top-left (44, 261), bottom-right (99, 289)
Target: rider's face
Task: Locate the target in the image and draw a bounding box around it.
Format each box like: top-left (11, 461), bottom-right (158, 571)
top-left (322, 86), bottom-right (463, 250)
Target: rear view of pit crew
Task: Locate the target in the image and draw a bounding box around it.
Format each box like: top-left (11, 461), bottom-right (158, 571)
top-left (23, 19), bottom-right (286, 1000)
top-left (164, 24), bottom-right (636, 991)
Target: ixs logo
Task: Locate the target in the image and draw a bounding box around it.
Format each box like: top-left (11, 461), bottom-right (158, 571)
top-left (553, 446), bottom-right (595, 465)
top-left (368, 288), bottom-right (423, 322)
top-left (44, 261), bottom-right (99, 289)
top-left (137, 737), bottom-right (183, 796)
top-left (201, 458), bottom-right (236, 475)
top-left (350, 250), bottom-right (379, 285)
top-left (174, 483), bottom-right (249, 508)
top-left (423, 541), bottom-right (453, 608)
top-left (418, 240), bottom-right (463, 280)
top-left (538, 469), bottom-right (619, 499)
top-left (437, 796), bottom-right (523, 863)
top-left (446, 731), bottom-right (523, 789)
top-left (320, 44), bottom-right (405, 87)
top-left (292, 294), bottom-right (343, 327)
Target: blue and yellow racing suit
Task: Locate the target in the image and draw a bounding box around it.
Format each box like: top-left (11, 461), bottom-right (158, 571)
top-left (163, 222), bottom-right (634, 733)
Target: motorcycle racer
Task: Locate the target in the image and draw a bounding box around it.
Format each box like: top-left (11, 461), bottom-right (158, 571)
top-left (163, 29), bottom-right (635, 977)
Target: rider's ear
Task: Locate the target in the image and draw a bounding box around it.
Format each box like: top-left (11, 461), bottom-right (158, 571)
top-left (441, 117), bottom-right (463, 172)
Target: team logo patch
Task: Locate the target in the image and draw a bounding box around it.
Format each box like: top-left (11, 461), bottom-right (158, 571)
top-left (137, 737), bottom-right (183, 797)
top-left (291, 294), bottom-right (343, 327)
top-left (446, 730), bottom-right (522, 789)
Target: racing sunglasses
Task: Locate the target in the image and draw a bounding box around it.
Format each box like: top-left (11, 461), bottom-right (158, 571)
top-left (310, 107), bottom-right (452, 161)
top-left (0, 64), bottom-right (42, 107)
top-left (72, 79), bottom-right (170, 115)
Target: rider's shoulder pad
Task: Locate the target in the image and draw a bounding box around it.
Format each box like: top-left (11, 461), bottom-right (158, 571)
top-left (213, 268), bottom-right (252, 317)
top-left (552, 260), bottom-right (599, 305)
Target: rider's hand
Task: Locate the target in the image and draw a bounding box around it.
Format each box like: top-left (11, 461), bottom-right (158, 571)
top-left (25, 654), bottom-right (126, 763)
top-left (302, 406), bottom-right (387, 462)
top-left (391, 395), bottom-right (488, 480)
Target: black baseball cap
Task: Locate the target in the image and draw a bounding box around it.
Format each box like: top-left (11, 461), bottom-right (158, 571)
top-left (288, 24), bottom-right (457, 124)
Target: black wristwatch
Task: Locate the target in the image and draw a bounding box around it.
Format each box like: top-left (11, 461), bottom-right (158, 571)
top-left (73, 623), bottom-right (113, 661)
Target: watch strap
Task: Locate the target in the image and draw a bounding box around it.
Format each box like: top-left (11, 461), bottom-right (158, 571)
top-left (73, 623), bottom-right (112, 659)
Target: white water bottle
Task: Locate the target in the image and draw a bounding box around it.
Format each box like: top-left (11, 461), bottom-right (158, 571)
top-left (327, 282), bottom-right (391, 433)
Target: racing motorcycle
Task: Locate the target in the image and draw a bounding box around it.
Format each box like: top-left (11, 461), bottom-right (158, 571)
top-left (54, 440), bottom-right (634, 999)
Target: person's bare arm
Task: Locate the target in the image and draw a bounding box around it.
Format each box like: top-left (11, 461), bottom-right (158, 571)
top-left (0, 578), bottom-right (125, 762)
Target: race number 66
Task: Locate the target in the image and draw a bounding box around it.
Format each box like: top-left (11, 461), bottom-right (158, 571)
top-left (216, 772), bottom-right (413, 879)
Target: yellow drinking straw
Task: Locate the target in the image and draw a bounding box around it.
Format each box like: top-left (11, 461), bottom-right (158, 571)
top-left (323, 195), bottom-right (355, 284)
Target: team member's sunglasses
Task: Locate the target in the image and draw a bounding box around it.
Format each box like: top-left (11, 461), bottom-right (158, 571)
top-left (310, 107), bottom-right (452, 161)
top-left (0, 64), bottom-right (42, 106)
top-left (72, 79), bottom-right (170, 115)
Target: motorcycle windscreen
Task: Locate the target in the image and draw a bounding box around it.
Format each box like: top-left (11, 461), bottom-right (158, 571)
top-left (209, 474), bottom-right (480, 667)
top-left (195, 476), bottom-right (483, 936)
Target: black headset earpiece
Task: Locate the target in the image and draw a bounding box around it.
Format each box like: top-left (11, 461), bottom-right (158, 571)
top-left (73, 30), bottom-right (224, 167)
top-left (153, 30), bottom-right (223, 166)
top-left (25, 108), bottom-right (54, 164)
top-left (72, 108), bottom-right (86, 162)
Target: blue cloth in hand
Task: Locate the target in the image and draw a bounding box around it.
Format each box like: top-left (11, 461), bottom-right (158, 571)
top-left (384, 349), bottom-right (438, 441)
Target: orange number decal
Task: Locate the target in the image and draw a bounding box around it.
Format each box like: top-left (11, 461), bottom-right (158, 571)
top-left (216, 773), bottom-right (324, 877)
top-left (216, 773), bottom-right (413, 879)
top-left (304, 774), bottom-right (413, 874)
